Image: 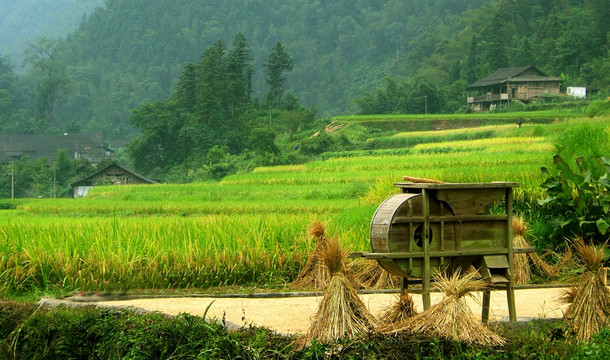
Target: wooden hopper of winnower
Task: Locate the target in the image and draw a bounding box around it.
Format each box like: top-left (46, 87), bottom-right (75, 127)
top-left (351, 181), bottom-right (533, 321)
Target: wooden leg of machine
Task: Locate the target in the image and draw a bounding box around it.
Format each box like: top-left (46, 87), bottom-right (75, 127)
top-left (482, 289), bottom-right (491, 323)
top-left (401, 277), bottom-right (408, 294)
top-left (422, 275), bottom-right (431, 310)
top-left (507, 285), bottom-right (517, 322)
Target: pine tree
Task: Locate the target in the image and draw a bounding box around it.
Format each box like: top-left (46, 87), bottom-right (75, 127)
top-left (173, 63), bottom-right (198, 113)
top-left (196, 40), bottom-right (227, 129)
top-left (226, 33), bottom-right (253, 120)
top-left (463, 35), bottom-right (479, 84)
top-left (264, 41), bottom-right (293, 108)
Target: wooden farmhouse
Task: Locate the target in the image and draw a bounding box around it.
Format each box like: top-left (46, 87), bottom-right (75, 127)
top-left (466, 65), bottom-right (561, 111)
top-left (71, 163), bottom-right (157, 198)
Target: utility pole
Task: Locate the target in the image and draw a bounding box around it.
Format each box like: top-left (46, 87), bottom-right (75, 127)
top-left (11, 161), bottom-right (14, 199)
top-left (53, 163), bottom-right (57, 198)
top-left (424, 95), bottom-right (428, 114)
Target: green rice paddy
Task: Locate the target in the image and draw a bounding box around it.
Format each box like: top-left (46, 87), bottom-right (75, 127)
top-left (1, 115), bottom-right (606, 295)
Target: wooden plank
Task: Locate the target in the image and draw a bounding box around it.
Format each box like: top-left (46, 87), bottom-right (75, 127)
top-left (402, 175), bottom-right (444, 184)
top-left (356, 248), bottom-right (510, 259)
top-left (392, 215), bottom-right (508, 224)
top-left (436, 188), bottom-right (505, 215)
top-left (394, 182), bottom-right (520, 190)
top-left (484, 255), bottom-right (510, 268)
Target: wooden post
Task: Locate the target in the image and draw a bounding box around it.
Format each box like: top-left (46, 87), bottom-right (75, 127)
top-left (506, 188), bottom-right (517, 321)
top-left (482, 290), bottom-right (491, 323)
top-left (401, 277), bottom-right (408, 294)
top-left (422, 188), bottom-right (431, 310)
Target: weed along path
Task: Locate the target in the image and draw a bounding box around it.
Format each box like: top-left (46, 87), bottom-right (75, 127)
top-left (43, 286), bottom-right (571, 335)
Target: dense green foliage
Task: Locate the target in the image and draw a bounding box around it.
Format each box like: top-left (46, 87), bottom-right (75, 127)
top-left (126, 35), bottom-right (316, 180)
top-left (1, 0), bottom-right (608, 138)
top-left (539, 155), bottom-right (610, 245)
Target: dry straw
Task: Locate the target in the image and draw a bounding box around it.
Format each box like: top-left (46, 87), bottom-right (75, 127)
top-left (297, 238), bottom-right (376, 348)
top-left (352, 260), bottom-right (401, 289)
top-left (291, 221), bottom-right (331, 289)
top-left (512, 217), bottom-right (573, 280)
top-left (376, 290), bottom-right (417, 332)
top-left (562, 238), bottom-right (610, 342)
top-left (512, 217), bottom-right (531, 284)
top-left (385, 271), bottom-right (505, 347)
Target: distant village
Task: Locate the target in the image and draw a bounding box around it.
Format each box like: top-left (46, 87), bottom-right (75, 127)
top-left (0, 65), bottom-right (590, 198)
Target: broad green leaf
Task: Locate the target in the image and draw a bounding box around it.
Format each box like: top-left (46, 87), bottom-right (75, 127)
top-left (576, 197), bottom-right (586, 215)
top-left (554, 155), bottom-right (582, 183)
top-left (538, 196), bottom-right (554, 205)
top-left (597, 219), bottom-right (609, 235)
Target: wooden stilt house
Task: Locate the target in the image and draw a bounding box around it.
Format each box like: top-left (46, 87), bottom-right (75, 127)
top-left (467, 65), bottom-right (561, 111)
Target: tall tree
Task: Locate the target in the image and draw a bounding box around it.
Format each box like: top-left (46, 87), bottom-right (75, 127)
top-left (173, 63), bottom-right (198, 113)
top-left (0, 55), bottom-right (17, 123)
top-left (196, 40), bottom-right (226, 128)
top-left (264, 42), bottom-right (293, 108)
top-left (463, 35), bottom-right (479, 84)
top-left (226, 33), bottom-right (253, 120)
top-left (23, 38), bottom-right (70, 127)
top-left (484, 13), bottom-right (510, 70)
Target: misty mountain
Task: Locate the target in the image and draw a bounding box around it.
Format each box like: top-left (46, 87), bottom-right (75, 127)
top-left (0, 0), bottom-right (103, 68)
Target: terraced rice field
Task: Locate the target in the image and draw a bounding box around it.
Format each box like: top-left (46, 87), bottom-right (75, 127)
top-left (0, 118), bottom-right (583, 295)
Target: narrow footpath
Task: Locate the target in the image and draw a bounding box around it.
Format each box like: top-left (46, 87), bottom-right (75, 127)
top-left (41, 286), bottom-right (570, 335)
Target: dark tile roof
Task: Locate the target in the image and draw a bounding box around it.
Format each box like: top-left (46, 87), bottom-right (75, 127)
top-left (71, 163), bottom-right (157, 186)
top-left (0, 133), bottom-right (111, 163)
top-left (467, 65), bottom-right (561, 89)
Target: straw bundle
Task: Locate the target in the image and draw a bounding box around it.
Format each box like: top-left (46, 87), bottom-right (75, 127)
top-left (292, 221), bottom-right (331, 289)
top-left (512, 217), bottom-right (573, 280)
top-left (352, 260), bottom-right (401, 289)
top-left (387, 271), bottom-right (505, 347)
top-left (513, 217), bottom-right (531, 284)
top-left (376, 290), bottom-right (417, 332)
top-left (563, 238), bottom-right (610, 342)
top-left (530, 246), bottom-right (574, 278)
top-left (297, 238), bottom-right (376, 348)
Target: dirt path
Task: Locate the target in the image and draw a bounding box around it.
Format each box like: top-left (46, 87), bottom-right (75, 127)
top-left (59, 287), bottom-right (570, 335)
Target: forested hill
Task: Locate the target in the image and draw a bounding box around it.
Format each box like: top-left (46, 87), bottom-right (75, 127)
top-left (57, 0), bottom-right (489, 126)
top-left (1, 0), bottom-right (609, 138)
top-left (0, 0), bottom-right (103, 67)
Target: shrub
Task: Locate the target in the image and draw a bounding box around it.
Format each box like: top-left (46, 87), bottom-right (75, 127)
top-left (0, 202), bottom-right (16, 210)
top-left (538, 155), bottom-right (610, 245)
top-left (586, 98), bottom-right (610, 117)
top-left (300, 132), bottom-right (341, 155)
top-left (553, 123), bottom-right (610, 165)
